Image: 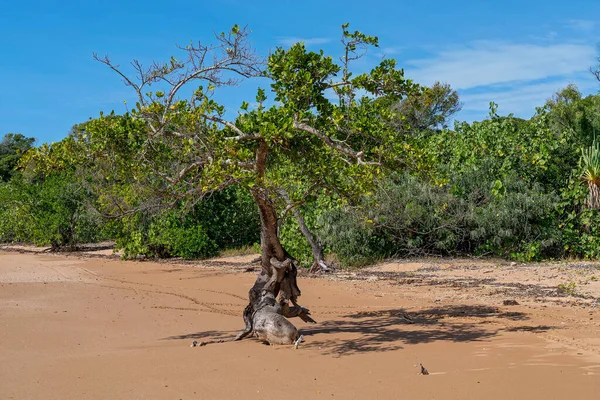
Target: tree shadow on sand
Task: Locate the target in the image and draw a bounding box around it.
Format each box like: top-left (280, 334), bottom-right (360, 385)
top-left (300, 305), bottom-right (530, 356)
top-left (161, 304), bottom-right (538, 356)
top-left (161, 330), bottom-right (237, 341)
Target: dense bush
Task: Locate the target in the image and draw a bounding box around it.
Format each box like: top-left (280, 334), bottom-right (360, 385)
top-left (316, 171), bottom-right (559, 266)
top-left (0, 173), bottom-right (103, 247)
top-left (193, 187), bottom-right (261, 250)
top-left (104, 186), bottom-right (260, 259)
top-left (317, 206), bottom-right (382, 267)
top-left (554, 179), bottom-right (600, 259)
top-left (105, 212), bottom-right (218, 259)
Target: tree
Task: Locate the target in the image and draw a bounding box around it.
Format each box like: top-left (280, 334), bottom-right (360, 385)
top-left (544, 84), bottom-right (596, 144)
top-left (390, 81), bottom-right (461, 133)
top-left (31, 24), bottom-right (419, 344)
top-left (0, 133), bottom-right (35, 181)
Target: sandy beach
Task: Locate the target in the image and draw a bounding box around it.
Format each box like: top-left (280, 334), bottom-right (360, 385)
top-left (1, 250), bottom-right (599, 399)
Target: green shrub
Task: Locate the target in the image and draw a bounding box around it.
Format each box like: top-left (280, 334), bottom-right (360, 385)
top-left (107, 186), bottom-right (259, 259)
top-left (192, 186), bottom-right (260, 250)
top-left (149, 215), bottom-right (218, 259)
top-left (555, 179), bottom-right (600, 259)
top-left (279, 216), bottom-right (314, 267)
top-left (317, 206), bottom-right (383, 267)
top-left (317, 171), bottom-right (560, 265)
top-left (0, 173), bottom-right (103, 247)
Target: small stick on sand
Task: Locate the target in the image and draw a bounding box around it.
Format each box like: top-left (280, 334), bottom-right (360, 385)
top-left (190, 338), bottom-right (232, 347)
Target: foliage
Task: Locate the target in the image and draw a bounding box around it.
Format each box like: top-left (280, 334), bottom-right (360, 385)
top-left (553, 177), bottom-right (600, 259)
top-left (105, 211), bottom-right (218, 259)
top-left (317, 171), bottom-right (558, 265)
top-left (194, 186), bottom-right (260, 250)
top-left (96, 185), bottom-right (259, 259)
top-left (0, 172), bottom-right (103, 247)
top-left (278, 198), bottom-right (330, 268)
top-left (0, 133), bottom-right (35, 181)
top-left (22, 24), bottom-right (421, 270)
top-left (316, 88), bottom-right (600, 265)
top-left (19, 113), bottom-right (261, 258)
top-left (390, 81), bottom-right (462, 132)
top-left (317, 206), bottom-right (382, 267)
top-left (580, 139), bottom-right (600, 210)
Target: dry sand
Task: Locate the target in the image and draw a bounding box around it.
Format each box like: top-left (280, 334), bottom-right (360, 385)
top-left (1, 250), bottom-right (599, 399)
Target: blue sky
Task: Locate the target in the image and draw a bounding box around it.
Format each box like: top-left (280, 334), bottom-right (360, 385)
top-left (1, 0), bottom-right (599, 144)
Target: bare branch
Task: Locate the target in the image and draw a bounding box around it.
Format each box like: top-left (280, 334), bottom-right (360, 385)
top-left (224, 134), bottom-right (262, 141)
top-left (93, 53), bottom-right (138, 91)
top-left (327, 81), bottom-right (351, 89)
top-left (95, 25), bottom-right (265, 137)
top-left (591, 45), bottom-right (600, 83)
top-left (592, 66), bottom-right (600, 83)
top-left (175, 176), bottom-right (239, 205)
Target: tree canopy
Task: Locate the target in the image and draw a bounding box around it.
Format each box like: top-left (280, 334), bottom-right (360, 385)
top-left (0, 133), bottom-right (35, 181)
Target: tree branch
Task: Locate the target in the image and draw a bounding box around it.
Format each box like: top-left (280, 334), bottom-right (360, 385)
top-left (277, 187), bottom-right (329, 273)
top-left (93, 53), bottom-right (146, 108)
top-left (293, 119), bottom-right (380, 166)
top-left (202, 115), bottom-right (259, 140)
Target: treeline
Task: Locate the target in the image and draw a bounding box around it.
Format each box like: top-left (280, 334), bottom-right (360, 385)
top-left (2, 27), bottom-right (600, 268)
top-left (2, 84), bottom-right (600, 265)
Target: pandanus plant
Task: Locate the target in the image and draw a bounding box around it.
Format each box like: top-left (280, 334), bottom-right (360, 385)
top-left (581, 139), bottom-right (600, 209)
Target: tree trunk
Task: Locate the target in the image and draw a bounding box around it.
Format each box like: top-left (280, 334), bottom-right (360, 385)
top-left (586, 182), bottom-right (600, 210)
top-left (234, 186), bottom-right (315, 344)
top-left (277, 188), bottom-right (330, 273)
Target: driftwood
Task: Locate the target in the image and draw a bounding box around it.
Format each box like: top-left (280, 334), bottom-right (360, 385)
top-left (192, 256), bottom-right (315, 347)
top-left (251, 289), bottom-right (299, 344)
top-left (234, 257), bottom-right (315, 345)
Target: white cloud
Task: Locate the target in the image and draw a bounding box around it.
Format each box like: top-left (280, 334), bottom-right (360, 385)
top-left (381, 47), bottom-right (401, 55)
top-left (276, 37), bottom-right (332, 47)
top-left (564, 19), bottom-right (597, 32)
top-left (458, 77), bottom-right (598, 119)
top-left (405, 41), bottom-right (596, 90)
top-left (529, 31), bottom-right (558, 42)
top-left (380, 46), bottom-right (404, 56)
top-left (462, 81), bottom-right (573, 113)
